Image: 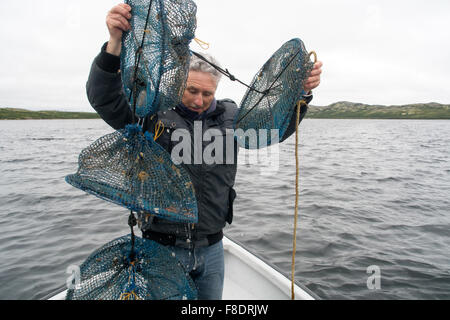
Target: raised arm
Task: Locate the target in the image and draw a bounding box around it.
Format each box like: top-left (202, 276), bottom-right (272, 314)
top-left (86, 3), bottom-right (133, 130)
top-left (105, 3), bottom-right (132, 56)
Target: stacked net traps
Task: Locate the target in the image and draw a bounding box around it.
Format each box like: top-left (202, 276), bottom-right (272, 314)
top-left (66, 124), bottom-right (198, 224)
top-left (66, 0), bottom-right (199, 224)
top-left (234, 38), bottom-right (314, 149)
top-left (66, 234), bottom-right (197, 300)
top-left (121, 0), bottom-right (197, 118)
top-left (65, 0), bottom-right (199, 298)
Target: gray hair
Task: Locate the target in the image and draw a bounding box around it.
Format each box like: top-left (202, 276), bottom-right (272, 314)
top-left (189, 53), bottom-right (222, 85)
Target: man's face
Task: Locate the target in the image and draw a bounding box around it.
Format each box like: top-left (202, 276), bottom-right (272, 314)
top-left (182, 71), bottom-right (217, 114)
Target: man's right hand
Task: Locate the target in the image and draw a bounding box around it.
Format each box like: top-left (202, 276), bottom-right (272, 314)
top-left (106, 3), bottom-right (132, 56)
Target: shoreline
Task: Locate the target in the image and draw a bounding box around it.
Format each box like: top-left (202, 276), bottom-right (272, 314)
top-left (0, 108), bottom-right (100, 120)
top-left (1, 102), bottom-right (449, 120)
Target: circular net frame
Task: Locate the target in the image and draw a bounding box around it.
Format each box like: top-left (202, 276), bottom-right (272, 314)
top-left (121, 0), bottom-right (197, 118)
top-left (234, 38), bottom-right (314, 149)
top-left (66, 235), bottom-right (197, 300)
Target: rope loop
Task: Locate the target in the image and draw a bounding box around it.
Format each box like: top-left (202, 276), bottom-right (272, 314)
top-left (154, 120), bottom-right (165, 141)
top-left (194, 37), bottom-right (210, 50)
top-left (308, 51), bottom-right (318, 63)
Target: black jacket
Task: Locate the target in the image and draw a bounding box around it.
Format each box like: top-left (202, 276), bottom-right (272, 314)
top-left (86, 43), bottom-right (311, 240)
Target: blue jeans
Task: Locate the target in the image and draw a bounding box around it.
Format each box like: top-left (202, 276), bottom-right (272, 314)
top-left (168, 240), bottom-right (224, 300)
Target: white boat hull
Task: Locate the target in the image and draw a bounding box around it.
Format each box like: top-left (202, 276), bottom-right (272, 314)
top-left (222, 237), bottom-right (314, 300)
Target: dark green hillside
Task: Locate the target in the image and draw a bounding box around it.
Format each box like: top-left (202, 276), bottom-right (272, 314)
top-left (306, 102), bottom-right (450, 119)
top-left (0, 108), bottom-right (100, 120)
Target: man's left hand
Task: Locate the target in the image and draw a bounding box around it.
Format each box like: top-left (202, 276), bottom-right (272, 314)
top-left (304, 61), bottom-right (323, 94)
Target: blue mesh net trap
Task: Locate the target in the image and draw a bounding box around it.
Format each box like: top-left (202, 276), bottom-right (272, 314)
top-left (66, 124), bottom-right (198, 224)
top-left (233, 38), bottom-right (315, 149)
top-left (66, 234), bottom-right (197, 300)
top-left (121, 0), bottom-right (197, 118)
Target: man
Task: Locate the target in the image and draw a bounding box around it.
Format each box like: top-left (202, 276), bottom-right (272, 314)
top-left (87, 3), bottom-right (323, 300)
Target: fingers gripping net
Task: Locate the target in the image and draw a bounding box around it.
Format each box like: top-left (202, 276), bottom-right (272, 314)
top-left (66, 234), bottom-right (197, 300)
top-left (234, 39), bottom-right (314, 149)
top-left (65, 124), bottom-right (198, 223)
top-left (121, 0), bottom-right (197, 118)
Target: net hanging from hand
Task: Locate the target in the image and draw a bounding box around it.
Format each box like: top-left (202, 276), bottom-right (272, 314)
top-left (66, 124), bottom-right (198, 224)
top-left (233, 38), bottom-right (314, 149)
top-left (66, 234), bottom-right (197, 300)
top-left (121, 0), bottom-right (197, 119)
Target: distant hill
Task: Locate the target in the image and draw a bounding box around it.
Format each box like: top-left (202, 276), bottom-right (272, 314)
top-left (0, 108), bottom-right (100, 120)
top-left (306, 102), bottom-right (450, 119)
top-left (2, 102), bottom-right (450, 120)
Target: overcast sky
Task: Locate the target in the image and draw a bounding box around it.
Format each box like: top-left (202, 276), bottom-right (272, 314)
top-left (0, 0), bottom-right (449, 112)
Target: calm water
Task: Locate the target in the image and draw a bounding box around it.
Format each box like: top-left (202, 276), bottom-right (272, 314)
top-left (0, 119), bottom-right (449, 300)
